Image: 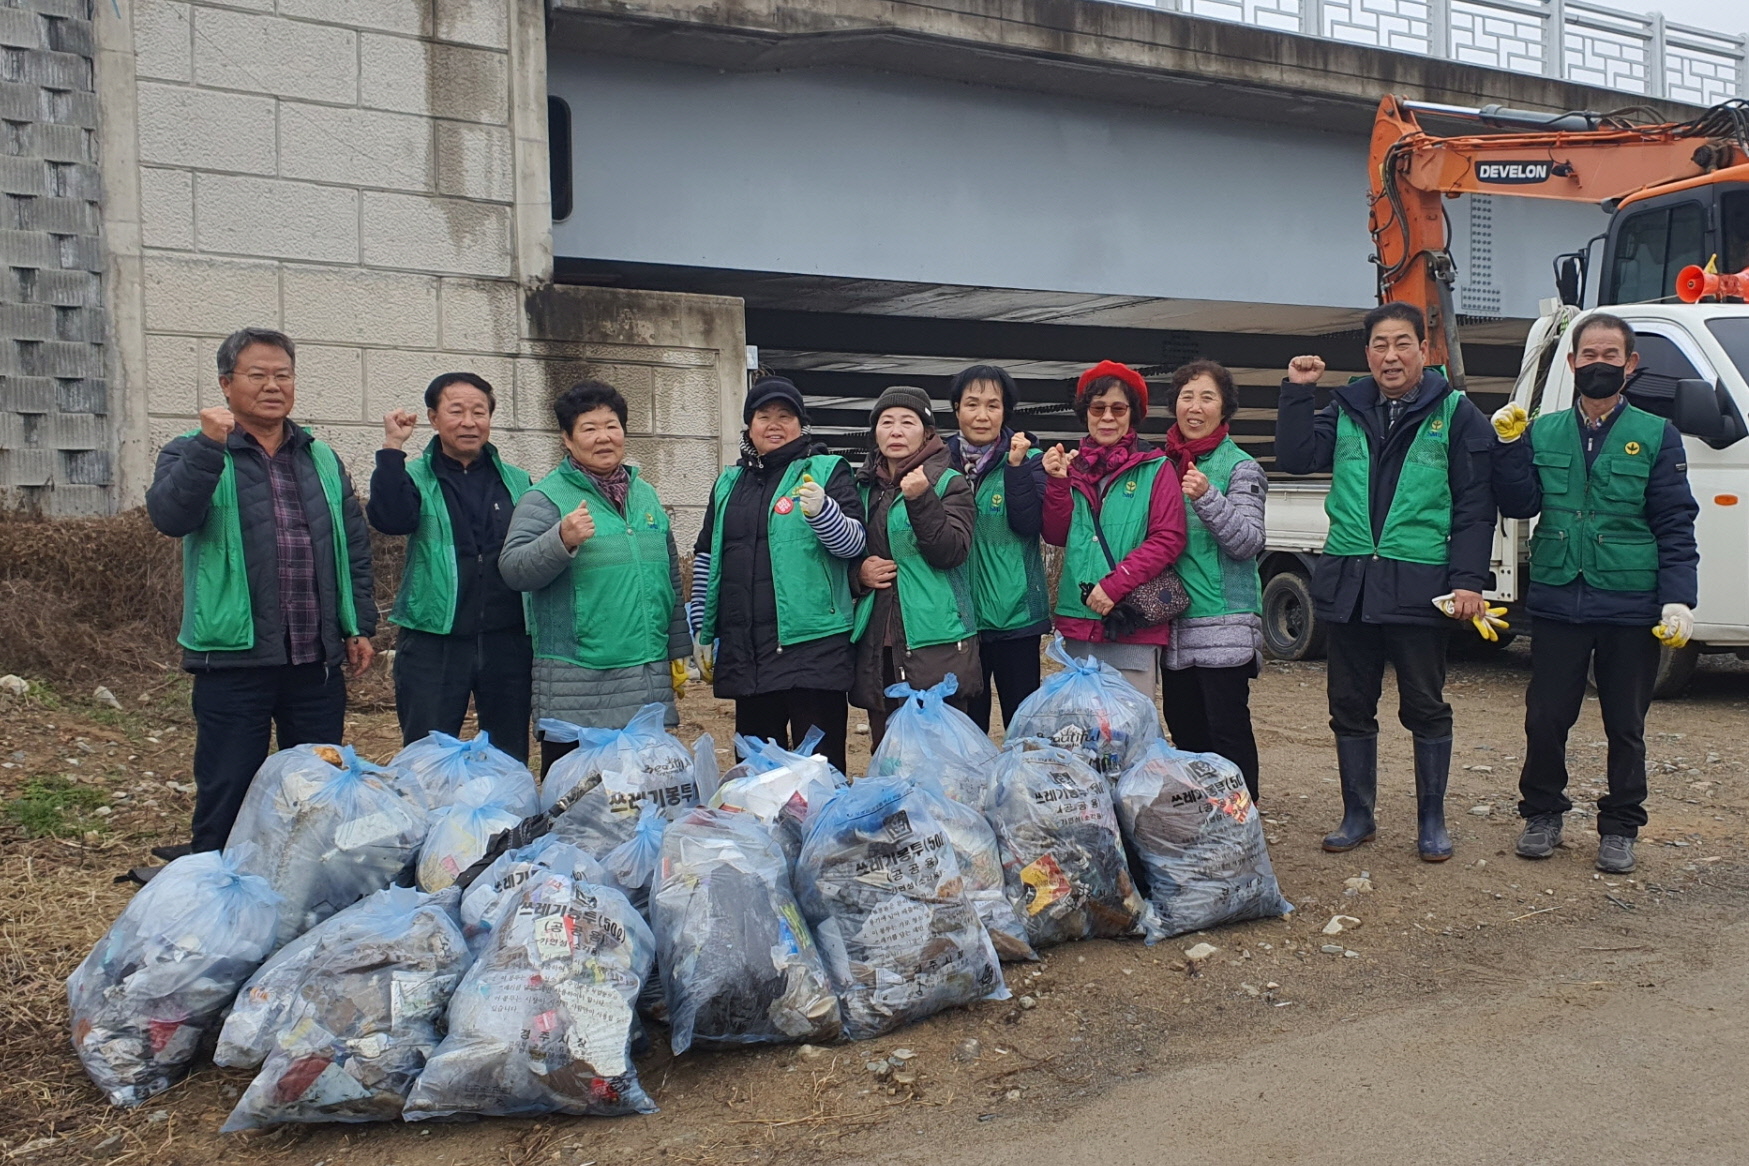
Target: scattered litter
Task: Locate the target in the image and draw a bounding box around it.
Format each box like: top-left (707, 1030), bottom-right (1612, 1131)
top-left (1321, 915), bottom-right (1361, 936)
top-left (93, 686), bottom-right (123, 710)
top-left (1183, 943), bottom-right (1219, 962)
top-left (0, 674), bottom-right (27, 697)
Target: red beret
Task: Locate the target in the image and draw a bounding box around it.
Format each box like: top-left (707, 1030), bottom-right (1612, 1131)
top-left (1076, 360), bottom-right (1149, 418)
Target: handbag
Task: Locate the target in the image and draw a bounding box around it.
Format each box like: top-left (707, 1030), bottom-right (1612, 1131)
top-left (1079, 497), bottom-right (1190, 639)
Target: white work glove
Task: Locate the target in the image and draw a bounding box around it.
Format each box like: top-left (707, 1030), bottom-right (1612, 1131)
top-left (797, 473), bottom-right (826, 518)
top-left (1654, 603), bottom-right (1694, 649)
top-left (692, 636), bottom-right (716, 684)
top-left (1433, 592), bottom-right (1510, 642)
top-left (1491, 403), bottom-right (1528, 443)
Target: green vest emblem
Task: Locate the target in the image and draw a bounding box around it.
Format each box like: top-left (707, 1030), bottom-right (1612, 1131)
top-left (1527, 405), bottom-right (1665, 593)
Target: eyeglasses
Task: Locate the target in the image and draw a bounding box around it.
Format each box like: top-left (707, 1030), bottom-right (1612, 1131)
top-left (239, 371), bottom-right (296, 387)
top-left (1086, 403), bottom-right (1131, 418)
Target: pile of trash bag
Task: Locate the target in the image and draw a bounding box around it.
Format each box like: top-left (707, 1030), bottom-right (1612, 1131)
top-left (417, 770), bottom-right (541, 893)
top-left (537, 704), bottom-right (705, 812)
top-left (67, 850), bottom-right (280, 1106)
top-left (390, 731), bottom-right (532, 809)
top-left (1116, 740), bottom-right (1292, 939)
top-left (221, 887), bottom-right (471, 1131)
top-left (1006, 637), bottom-right (1160, 780)
top-left (457, 836), bottom-right (612, 953)
top-left (988, 740), bottom-right (1148, 947)
top-left (795, 777), bottom-right (1006, 1040)
top-left (652, 807), bottom-right (840, 1054)
top-left (403, 866), bottom-right (657, 1120)
top-left (709, 729), bottom-right (846, 865)
top-left (912, 779), bottom-right (1035, 962)
top-left (867, 677), bottom-right (999, 808)
top-left (226, 744), bottom-right (429, 946)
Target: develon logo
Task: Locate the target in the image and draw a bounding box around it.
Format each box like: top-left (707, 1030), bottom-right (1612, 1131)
top-left (1476, 161), bottom-right (1551, 185)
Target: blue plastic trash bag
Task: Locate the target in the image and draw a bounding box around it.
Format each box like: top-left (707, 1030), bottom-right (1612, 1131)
top-left (602, 800), bottom-right (667, 917)
top-left (1116, 740), bottom-right (1292, 941)
top-left (390, 731), bottom-right (534, 810)
top-left (418, 771), bottom-right (542, 893)
top-left (1006, 637), bottom-right (1160, 780)
top-left (403, 871), bottom-right (657, 1120)
top-left (458, 836), bottom-right (611, 953)
top-left (868, 676), bottom-right (1000, 808)
top-left (795, 776), bottom-right (1006, 1040)
top-left (537, 704), bottom-right (698, 812)
top-left (68, 850), bottom-right (280, 1107)
top-left (225, 744), bottom-right (430, 947)
top-left (709, 729), bottom-right (847, 865)
top-left (909, 777), bottom-right (1036, 962)
top-left (546, 718), bottom-right (715, 861)
top-left (654, 807), bottom-right (841, 1054)
top-left (221, 886), bottom-right (472, 1131)
top-left (988, 739), bottom-right (1148, 948)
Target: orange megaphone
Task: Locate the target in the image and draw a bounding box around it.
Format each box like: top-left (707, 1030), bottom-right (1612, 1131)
top-left (1676, 264), bottom-right (1749, 303)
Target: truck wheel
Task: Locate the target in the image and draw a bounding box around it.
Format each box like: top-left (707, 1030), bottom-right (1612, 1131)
top-left (1262, 571), bottom-right (1325, 661)
top-left (1652, 642), bottom-right (1700, 700)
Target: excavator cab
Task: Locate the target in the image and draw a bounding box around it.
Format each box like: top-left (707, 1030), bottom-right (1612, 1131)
top-left (1602, 172), bottom-right (1749, 305)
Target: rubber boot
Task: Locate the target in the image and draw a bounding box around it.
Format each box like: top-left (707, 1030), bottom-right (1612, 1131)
top-left (1322, 735), bottom-right (1378, 852)
top-left (1414, 735), bottom-right (1454, 863)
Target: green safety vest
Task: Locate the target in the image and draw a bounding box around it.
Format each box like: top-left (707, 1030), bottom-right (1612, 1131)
top-left (1323, 391), bottom-right (1461, 564)
top-left (390, 440), bottom-right (532, 636)
top-left (968, 453), bottom-right (1049, 632)
top-left (1527, 404), bottom-right (1665, 593)
top-left (700, 455), bottom-right (855, 645)
top-left (1178, 437), bottom-right (1263, 619)
top-left (1055, 456), bottom-right (1168, 622)
top-left (852, 471), bottom-right (978, 650)
top-left (527, 461), bottom-right (675, 670)
top-left (177, 431), bottom-right (358, 652)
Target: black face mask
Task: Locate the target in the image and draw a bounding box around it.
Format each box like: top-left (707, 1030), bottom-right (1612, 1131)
top-left (1575, 361), bottom-right (1627, 400)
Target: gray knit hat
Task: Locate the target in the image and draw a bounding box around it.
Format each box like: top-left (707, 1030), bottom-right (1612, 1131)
top-left (869, 384), bottom-right (935, 432)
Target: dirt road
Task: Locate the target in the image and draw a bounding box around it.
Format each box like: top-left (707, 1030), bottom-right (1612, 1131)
top-left (4, 643), bottom-right (1748, 1165)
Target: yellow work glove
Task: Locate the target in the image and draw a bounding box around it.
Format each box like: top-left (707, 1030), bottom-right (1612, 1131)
top-left (691, 636), bottom-right (716, 684)
top-left (1653, 603), bottom-right (1694, 649)
top-left (1491, 403), bottom-right (1529, 443)
top-left (796, 472), bottom-right (826, 518)
top-left (670, 658), bottom-right (688, 697)
top-left (1432, 593), bottom-right (1510, 641)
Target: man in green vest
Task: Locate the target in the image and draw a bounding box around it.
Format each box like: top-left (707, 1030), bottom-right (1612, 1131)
top-left (146, 328), bottom-right (376, 856)
top-left (368, 372), bottom-right (534, 762)
top-left (1491, 312), bottom-right (1699, 874)
top-left (1276, 303), bottom-right (1497, 863)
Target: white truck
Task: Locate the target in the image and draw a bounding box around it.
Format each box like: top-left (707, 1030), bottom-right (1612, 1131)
top-left (1256, 300), bottom-right (1749, 699)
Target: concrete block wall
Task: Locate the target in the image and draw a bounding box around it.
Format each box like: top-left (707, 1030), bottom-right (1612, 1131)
top-left (0, 0), bottom-right (112, 516)
top-left (99, 0), bottom-right (744, 549)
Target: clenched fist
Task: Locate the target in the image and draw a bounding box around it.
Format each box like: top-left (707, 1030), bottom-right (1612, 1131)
top-left (559, 498), bottom-right (595, 550)
top-left (382, 409), bottom-right (418, 449)
top-left (199, 406), bottom-right (236, 444)
top-left (900, 466), bottom-right (930, 500)
top-left (859, 556), bottom-right (898, 590)
top-left (1287, 355), bottom-right (1326, 385)
top-left (1181, 464), bottom-right (1209, 501)
top-left (1042, 443), bottom-right (1080, 479)
top-left (1008, 431), bottom-right (1032, 467)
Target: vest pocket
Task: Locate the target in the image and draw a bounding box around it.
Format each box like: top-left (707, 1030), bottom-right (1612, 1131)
top-left (1532, 448), bottom-right (1572, 494)
top-left (1529, 526), bottom-right (1568, 572)
top-left (1597, 454), bottom-right (1651, 505)
top-left (1588, 530), bottom-right (1659, 591)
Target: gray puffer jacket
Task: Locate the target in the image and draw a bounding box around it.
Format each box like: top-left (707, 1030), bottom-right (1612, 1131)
top-left (1164, 458), bottom-right (1267, 672)
top-left (498, 485), bottom-right (690, 730)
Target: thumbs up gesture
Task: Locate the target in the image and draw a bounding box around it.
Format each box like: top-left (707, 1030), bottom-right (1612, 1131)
top-left (560, 497), bottom-right (595, 550)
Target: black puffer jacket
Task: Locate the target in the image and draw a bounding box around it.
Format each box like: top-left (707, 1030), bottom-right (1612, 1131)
top-left (693, 436), bottom-right (865, 698)
top-left (147, 424), bottom-right (376, 671)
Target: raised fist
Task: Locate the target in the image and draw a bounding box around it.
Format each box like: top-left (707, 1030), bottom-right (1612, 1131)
top-left (559, 498), bottom-right (595, 550)
top-left (1008, 431), bottom-right (1032, 467)
top-left (383, 409), bottom-right (418, 449)
top-left (198, 406), bottom-right (236, 444)
top-left (900, 466), bottom-right (930, 500)
top-left (1042, 443), bottom-right (1079, 479)
top-left (1287, 355), bottom-right (1326, 385)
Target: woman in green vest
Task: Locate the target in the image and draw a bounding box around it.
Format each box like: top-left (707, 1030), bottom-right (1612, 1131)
top-left (687, 376), bottom-right (867, 774)
top-left (946, 364), bottom-right (1050, 731)
top-left (849, 384), bottom-right (981, 746)
top-left (1041, 361), bottom-right (1188, 700)
top-left (1158, 360), bottom-right (1266, 801)
top-left (499, 380), bottom-right (691, 776)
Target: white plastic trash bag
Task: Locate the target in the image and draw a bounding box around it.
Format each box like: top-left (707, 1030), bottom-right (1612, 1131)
top-left (537, 704), bottom-right (700, 812)
top-left (1006, 637), bottom-right (1161, 779)
top-left (403, 870), bottom-right (657, 1120)
top-left (68, 850), bottom-right (280, 1106)
top-left (390, 731), bottom-right (533, 809)
top-left (709, 730), bottom-right (846, 866)
top-left (457, 836), bottom-right (612, 954)
top-left (867, 676), bottom-right (1000, 808)
top-left (1116, 740), bottom-right (1293, 940)
top-left (653, 807), bottom-right (839, 1054)
top-left (226, 744), bottom-right (429, 947)
top-left (417, 771), bottom-right (541, 893)
top-left (795, 777), bottom-right (1006, 1040)
top-left (989, 740), bottom-right (1148, 948)
top-left (221, 886), bottom-right (471, 1131)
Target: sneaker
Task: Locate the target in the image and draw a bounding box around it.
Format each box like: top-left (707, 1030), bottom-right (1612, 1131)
top-left (1515, 813), bottom-right (1564, 859)
top-left (1596, 835), bottom-right (1637, 874)
top-left (150, 843), bottom-right (192, 863)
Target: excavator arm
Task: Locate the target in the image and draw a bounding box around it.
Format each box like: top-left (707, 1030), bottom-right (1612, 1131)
top-left (1369, 94), bottom-right (1749, 379)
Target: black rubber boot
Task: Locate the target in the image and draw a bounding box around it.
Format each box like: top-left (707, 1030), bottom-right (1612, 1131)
top-left (1322, 735), bottom-right (1378, 852)
top-left (1414, 735), bottom-right (1454, 863)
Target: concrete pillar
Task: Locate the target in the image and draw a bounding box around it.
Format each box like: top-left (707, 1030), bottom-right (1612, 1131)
top-left (1544, 0), bottom-right (1567, 80)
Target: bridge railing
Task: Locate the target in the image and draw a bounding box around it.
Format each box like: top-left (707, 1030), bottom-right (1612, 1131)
top-left (1144, 0), bottom-right (1746, 104)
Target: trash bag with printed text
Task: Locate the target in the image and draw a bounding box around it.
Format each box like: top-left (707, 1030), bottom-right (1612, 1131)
top-left (1006, 637), bottom-right (1160, 780)
top-left (1116, 740), bottom-right (1292, 940)
top-left (910, 777), bottom-right (1036, 962)
top-left (537, 705), bottom-right (701, 812)
top-left (867, 676), bottom-right (1000, 808)
top-left (68, 850), bottom-right (280, 1107)
top-left (547, 727), bottom-right (715, 863)
top-left (457, 836), bottom-right (612, 953)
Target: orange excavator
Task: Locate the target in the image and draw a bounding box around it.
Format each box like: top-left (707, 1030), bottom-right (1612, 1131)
top-left (1368, 94), bottom-right (1749, 387)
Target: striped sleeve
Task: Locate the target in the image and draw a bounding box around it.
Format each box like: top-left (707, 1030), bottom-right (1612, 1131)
top-left (804, 493), bottom-right (866, 558)
top-left (686, 550), bottom-right (710, 637)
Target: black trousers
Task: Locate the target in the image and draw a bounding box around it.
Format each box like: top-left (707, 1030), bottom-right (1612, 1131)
top-left (394, 627), bottom-right (533, 763)
top-left (189, 662), bottom-right (347, 852)
top-left (1518, 620), bottom-right (1658, 837)
top-left (1325, 621), bottom-right (1452, 741)
top-left (1161, 661), bottom-right (1262, 800)
top-left (964, 634), bottom-right (1043, 733)
top-left (734, 689), bottom-right (850, 775)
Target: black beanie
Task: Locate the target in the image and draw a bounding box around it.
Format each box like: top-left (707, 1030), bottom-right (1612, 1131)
top-left (869, 384), bottom-right (936, 432)
top-left (743, 376), bottom-right (807, 424)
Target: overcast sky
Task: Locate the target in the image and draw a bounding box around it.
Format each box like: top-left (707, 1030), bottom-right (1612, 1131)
top-left (1635, 0), bottom-right (1745, 34)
